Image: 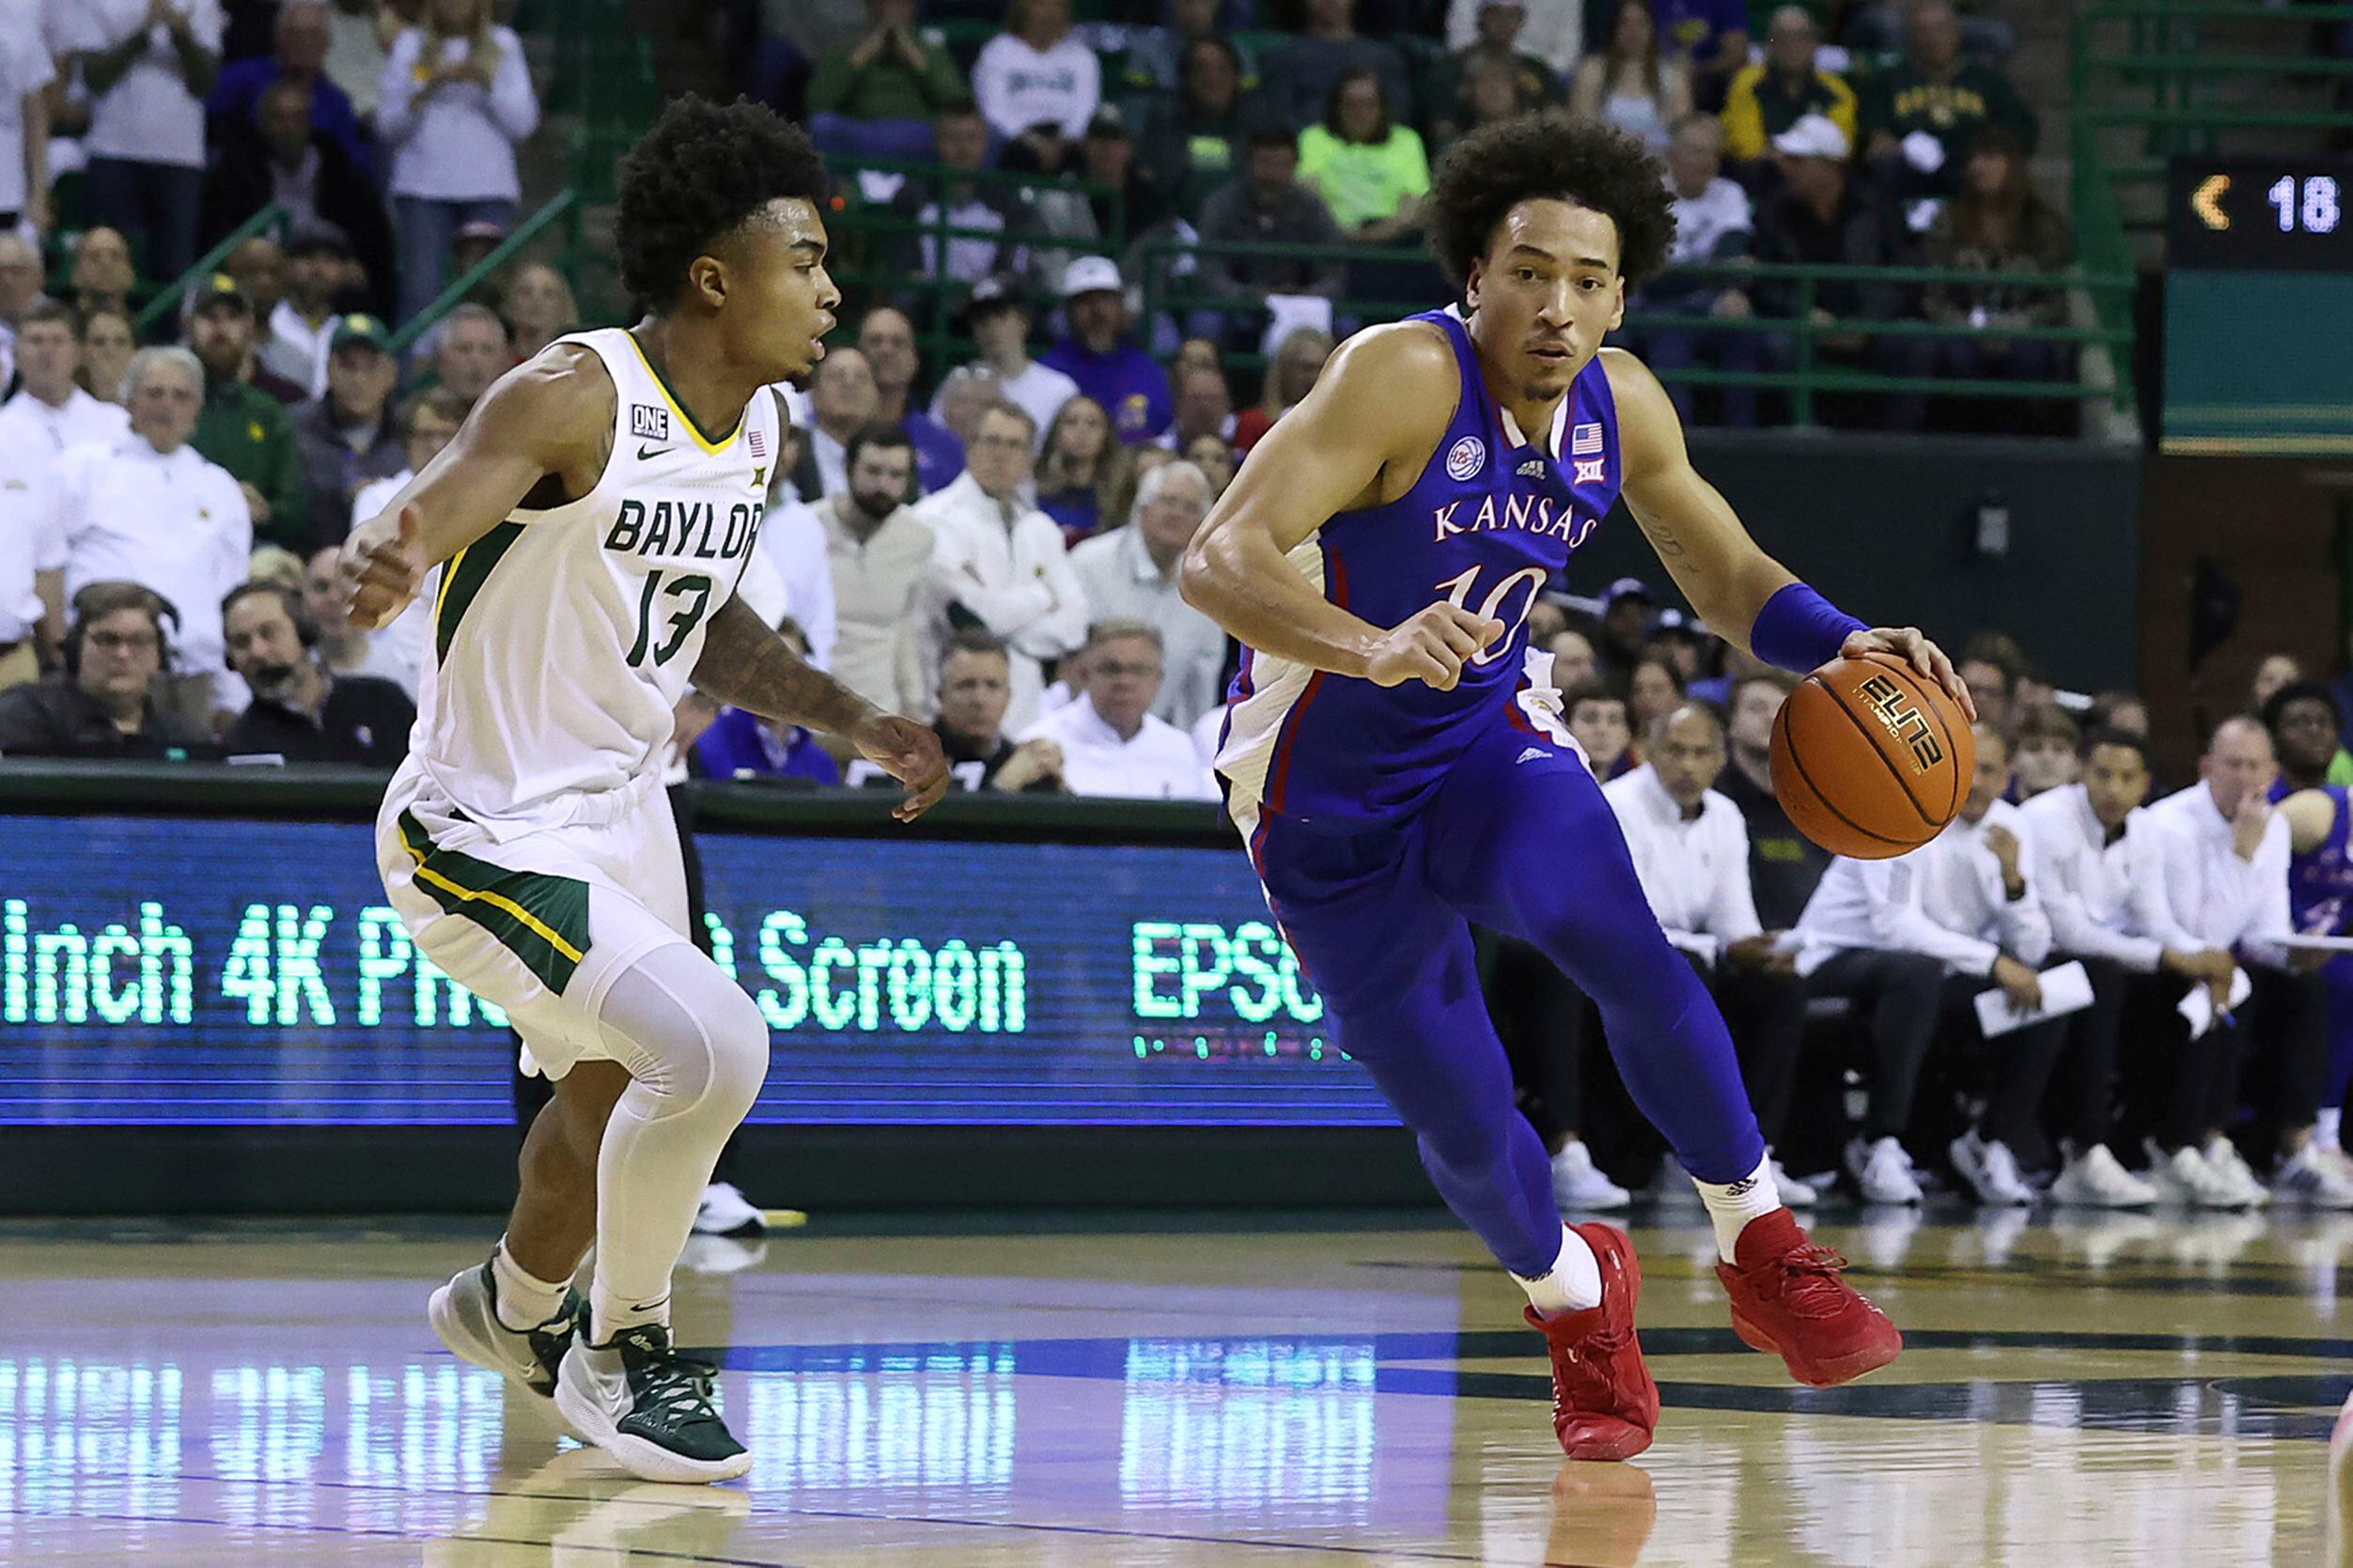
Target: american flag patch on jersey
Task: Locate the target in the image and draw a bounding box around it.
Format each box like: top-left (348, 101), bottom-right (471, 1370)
top-left (749, 428), bottom-right (767, 459)
top-left (1571, 422), bottom-right (1603, 456)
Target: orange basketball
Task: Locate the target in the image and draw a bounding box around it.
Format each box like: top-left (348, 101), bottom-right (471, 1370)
top-left (1769, 651), bottom-right (1974, 860)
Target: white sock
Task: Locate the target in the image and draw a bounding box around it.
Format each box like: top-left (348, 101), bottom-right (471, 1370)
top-left (1513, 1222), bottom-right (1602, 1315)
top-left (1691, 1153), bottom-right (1782, 1265)
top-left (489, 1235), bottom-right (570, 1332)
top-left (2321, 1106), bottom-right (2343, 1152)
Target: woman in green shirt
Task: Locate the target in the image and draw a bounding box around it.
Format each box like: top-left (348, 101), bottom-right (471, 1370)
top-left (1297, 68), bottom-right (1431, 243)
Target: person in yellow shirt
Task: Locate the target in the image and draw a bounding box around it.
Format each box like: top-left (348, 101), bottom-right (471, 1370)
top-left (1297, 67), bottom-right (1431, 241)
top-left (1720, 7), bottom-right (1857, 167)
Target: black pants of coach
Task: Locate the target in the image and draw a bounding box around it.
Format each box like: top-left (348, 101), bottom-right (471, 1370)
top-left (2118, 963), bottom-right (2327, 1162)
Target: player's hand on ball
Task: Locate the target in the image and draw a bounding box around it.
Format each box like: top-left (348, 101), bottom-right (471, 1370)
top-left (340, 502), bottom-right (426, 629)
top-left (1840, 625), bottom-right (1974, 722)
top-left (1367, 603), bottom-right (1505, 691)
top-left (853, 713), bottom-right (951, 822)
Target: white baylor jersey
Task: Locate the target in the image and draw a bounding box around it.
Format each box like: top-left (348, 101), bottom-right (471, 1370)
top-left (412, 327), bottom-right (778, 831)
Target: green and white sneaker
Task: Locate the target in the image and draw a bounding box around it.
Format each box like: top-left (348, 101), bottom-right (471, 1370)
top-left (428, 1261), bottom-right (583, 1398)
top-left (554, 1322), bottom-right (752, 1484)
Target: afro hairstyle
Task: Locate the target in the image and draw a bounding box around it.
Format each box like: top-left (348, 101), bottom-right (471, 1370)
top-left (616, 95), bottom-right (828, 309)
top-left (1426, 110), bottom-right (1676, 293)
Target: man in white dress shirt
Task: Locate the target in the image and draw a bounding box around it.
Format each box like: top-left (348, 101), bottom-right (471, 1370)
top-left (2142, 716), bottom-right (2349, 1208)
top-left (914, 400), bottom-right (1087, 733)
top-left (0, 301), bottom-right (132, 457)
top-left (2018, 727), bottom-right (2231, 1206)
top-left (0, 401), bottom-right (59, 689)
top-left (55, 348), bottom-right (252, 726)
top-left (1017, 619), bottom-right (1214, 800)
top-left (1068, 459), bottom-right (1228, 730)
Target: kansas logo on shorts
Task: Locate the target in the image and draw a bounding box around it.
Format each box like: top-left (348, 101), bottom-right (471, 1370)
top-left (631, 403), bottom-right (671, 442)
top-left (1859, 674), bottom-right (1945, 773)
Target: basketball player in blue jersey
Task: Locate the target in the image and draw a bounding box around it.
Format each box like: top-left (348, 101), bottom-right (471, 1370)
top-left (1183, 112), bottom-right (1976, 1459)
top-left (2267, 683), bottom-right (2353, 1188)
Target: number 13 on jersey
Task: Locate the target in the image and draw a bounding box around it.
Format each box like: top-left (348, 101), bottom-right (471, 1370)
top-left (627, 569), bottom-right (714, 668)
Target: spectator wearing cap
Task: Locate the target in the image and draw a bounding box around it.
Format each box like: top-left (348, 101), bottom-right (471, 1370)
top-left (1068, 459), bottom-right (1226, 730)
top-left (1260, 0), bottom-right (1411, 135)
top-left (1039, 257), bottom-right (1175, 445)
top-left (379, 0), bottom-right (540, 324)
top-left (261, 224), bottom-right (360, 396)
top-left (187, 278), bottom-right (312, 552)
top-left (1022, 107), bottom-right (1168, 274)
top-left (1195, 127), bottom-right (1347, 328)
top-left (972, 0), bottom-right (1100, 144)
top-left (55, 0), bottom-right (225, 281)
top-left (0, 301), bottom-right (132, 458)
top-left (56, 348), bottom-right (253, 722)
top-left (291, 314), bottom-right (404, 554)
top-left (895, 106), bottom-right (1021, 287)
top-left (939, 277), bottom-right (1077, 442)
top-left (448, 217), bottom-right (507, 284)
top-left (1721, 7), bottom-right (1856, 168)
top-left (219, 578), bottom-right (413, 764)
top-left (1858, 0), bottom-right (2036, 206)
top-left (1431, 0), bottom-right (1562, 147)
top-left (806, 0), bottom-right (971, 161)
top-left (0, 582), bottom-right (213, 758)
top-left (431, 302), bottom-right (513, 411)
top-left (1017, 619), bottom-right (1216, 800)
top-left (1635, 114), bottom-right (1762, 428)
top-left (857, 305), bottom-right (966, 495)
top-left (1443, 0), bottom-right (1582, 81)
top-left (1746, 113), bottom-right (1933, 430)
top-left (205, 86), bottom-right (396, 319)
top-left (207, 0), bottom-right (372, 181)
top-left (0, 3), bottom-right (53, 236)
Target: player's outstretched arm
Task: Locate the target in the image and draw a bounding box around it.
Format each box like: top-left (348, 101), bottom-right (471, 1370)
top-left (339, 343), bottom-right (615, 629)
top-left (1179, 324), bottom-right (1504, 691)
top-left (1605, 348), bottom-right (1973, 717)
top-left (692, 597), bottom-right (950, 822)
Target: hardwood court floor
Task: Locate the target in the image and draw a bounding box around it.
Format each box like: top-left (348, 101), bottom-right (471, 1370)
top-left (3, 1205), bottom-right (2347, 1565)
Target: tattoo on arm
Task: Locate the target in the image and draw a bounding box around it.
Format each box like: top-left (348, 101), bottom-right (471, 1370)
top-left (1635, 509), bottom-right (1688, 558)
top-left (689, 597), bottom-right (880, 738)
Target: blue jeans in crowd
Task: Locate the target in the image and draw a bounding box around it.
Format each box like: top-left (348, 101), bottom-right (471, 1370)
top-left (1639, 321), bottom-right (1765, 428)
top-left (87, 158), bottom-right (204, 282)
top-left (808, 113), bottom-right (941, 161)
top-left (395, 195), bottom-right (520, 326)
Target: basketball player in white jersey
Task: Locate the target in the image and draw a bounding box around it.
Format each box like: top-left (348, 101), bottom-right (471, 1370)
top-left (337, 99), bottom-right (949, 1483)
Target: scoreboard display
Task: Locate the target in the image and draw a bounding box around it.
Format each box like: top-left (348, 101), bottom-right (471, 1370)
top-left (2162, 157), bottom-right (2353, 456)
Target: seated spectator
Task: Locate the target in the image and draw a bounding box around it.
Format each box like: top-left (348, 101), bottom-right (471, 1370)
top-left (261, 223), bottom-right (361, 396)
top-left (2141, 717), bottom-right (2349, 1207)
top-left (79, 307), bottom-right (139, 408)
top-left (207, 87), bottom-right (396, 326)
top-left (57, 3), bottom-right (222, 281)
top-left (226, 236), bottom-right (288, 326)
top-left (1628, 649), bottom-right (1685, 739)
top-left (0, 415), bottom-right (56, 688)
top-left (693, 616), bottom-right (844, 784)
top-left (1569, 0), bottom-right (1690, 152)
top-left (895, 107), bottom-right (1021, 288)
top-left (1637, 113), bottom-right (1761, 428)
top-left (854, 627), bottom-right (1067, 791)
top-left (292, 314), bottom-right (404, 555)
top-left (2085, 689), bottom-right (2148, 738)
top-left (303, 543), bottom-right (416, 695)
top-left (70, 227), bottom-right (137, 323)
top-left (1445, 0), bottom-right (1583, 80)
top-left (796, 346), bottom-right (879, 500)
top-left (1195, 127), bottom-right (1347, 323)
top-left (915, 400), bottom-right (1088, 731)
top-left (187, 277), bottom-right (311, 552)
top-left (1298, 69), bottom-right (1430, 242)
top-left (972, 0), bottom-right (1099, 144)
top-left (1858, 0), bottom-right (2036, 208)
top-left (1035, 395), bottom-right (1137, 544)
top-left (491, 261), bottom-right (575, 362)
top-left (2269, 680), bottom-right (2353, 800)
top-left (1711, 671), bottom-right (1829, 924)
top-left (941, 276), bottom-right (1078, 443)
top-left (1548, 627), bottom-right (1598, 689)
top-left (1159, 365), bottom-right (1235, 455)
top-left (1016, 619), bottom-right (1215, 799)
top-left (1746, 115), bottom-right (1933, 430)
top-left (219, 578), bottom-right (413, 764)
top-left (1956, 644), bottom-right (2015, 733)
top-left (379, 0), bottom-right (539, 323)
top-left (209, 0), bottom-right (372, 179)
top-left (1721, 7), bottom-right (1857, 171)
top-left (57, 349), bottom-right (253, 722)
top-left (1123, 0), bottom-right (1255, 96)
top-left (1563, 677), bottom-right (1632, 780)
top-left (805, 0), bottom-right (971, 161)
top-left (1233, 326), bottom-right (1334, 452)
top-left (2009, 703), bottom-right (2080, 800)
top-left (1260, 0), bottom-right (1411, 136)
top-left (927, 364), bottom-right (1003, 448)
top-left (0, 301), bottom-right (132, 457)
top-left (1137, 36), bottom-right (1259, 223)
top-left (1924, 127), bottom-right (2074, 416)
top-left (431, 302), bottom-right (513, 411)
top-left (0, 582), bottom-right (211, 759)
top-left (1656, 0), bottom-right (1750, 114)
top-left (0, 2), bottom-right (52, 236)
top-left (806, 423), bottom-right (934, 716)
top-left (0, 233), bottom-right (39, 380)
top-left (1069, 460), bottom-right (1225, 728)
top-left (1184, 431), bottom-right (1236, 496)
top-left (1038, 257), bottom-right (1175, 444)
top-left (1432, 0), bottom-right (1561, 149)
top-left (858, 305), bottom-right (966, 494)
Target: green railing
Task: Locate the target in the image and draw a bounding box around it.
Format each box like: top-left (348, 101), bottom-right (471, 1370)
top-left (132, 204), bottom-right (290, 335)
top-left (389, 189), bottom-right (578, 357)
top-left (1137, 240), bottom-right (2134, 427)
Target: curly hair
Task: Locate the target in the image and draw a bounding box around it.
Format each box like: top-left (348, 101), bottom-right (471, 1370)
top-left (1426, 111), bottom-right (1676, 291)
top-left (616, 96), bottom-right (828, 308)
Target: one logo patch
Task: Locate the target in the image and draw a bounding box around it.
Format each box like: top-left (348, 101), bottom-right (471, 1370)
top-left (1445, 436), bottom-right (1485, 482)
top-left (1572, 421), bottom-right (1604, 456)
top-left (1572, 458), bottom-right (1607, 485)
top-left (630, 403), bottom-right (670, 442)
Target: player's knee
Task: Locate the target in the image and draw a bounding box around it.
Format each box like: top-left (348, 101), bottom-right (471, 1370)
top-left (700, 984), bottom-right (771, 1123)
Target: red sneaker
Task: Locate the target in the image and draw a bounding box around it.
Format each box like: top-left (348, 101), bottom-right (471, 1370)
top-left (1525, 1222), bottom-right (1660, 1461)
top-left (1714, 1208), bottom-right (1902, 1388)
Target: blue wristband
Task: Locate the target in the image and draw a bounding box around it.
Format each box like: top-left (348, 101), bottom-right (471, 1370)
top-left (1750, 582), bottom-right (1868, 675)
